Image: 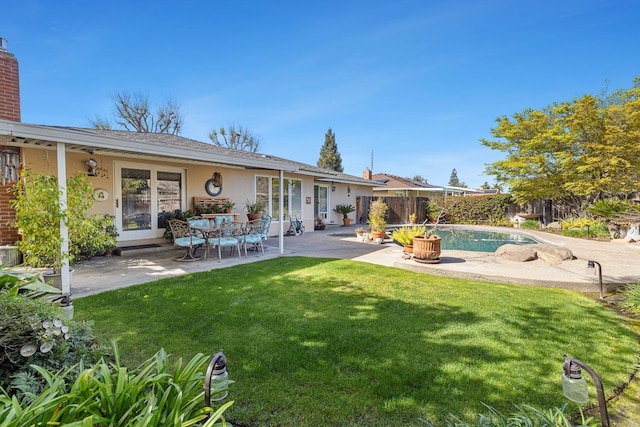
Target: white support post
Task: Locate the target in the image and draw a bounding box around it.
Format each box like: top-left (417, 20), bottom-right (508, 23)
top-left (56, 143), bottom-right (71, 296)
top-left (279, 169), bottom-right (284, 255)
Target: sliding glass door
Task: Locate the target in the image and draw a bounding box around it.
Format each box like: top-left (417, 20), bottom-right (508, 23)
top-left (115, 162), bottom-right (186, 241)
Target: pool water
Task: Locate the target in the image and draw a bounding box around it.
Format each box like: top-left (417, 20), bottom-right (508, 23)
top-left (425, 226), bottom-right (540, 252)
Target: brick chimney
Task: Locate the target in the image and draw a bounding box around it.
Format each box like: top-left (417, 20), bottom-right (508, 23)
top-left (0, 37), bottom-right (21, 246)
top-left (362, 168), bottom-right (372, 180)
top-left (0, 38), bottom-right (21, 122)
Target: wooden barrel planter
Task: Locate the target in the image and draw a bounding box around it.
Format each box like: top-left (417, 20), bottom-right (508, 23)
top-left (412, 235), bottom-right (441, 263)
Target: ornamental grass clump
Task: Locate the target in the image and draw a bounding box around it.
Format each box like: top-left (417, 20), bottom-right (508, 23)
top-left (619, 282), bottom-right (640, 315)
top-left (391, 225), bottom-right (426, 246)
top-left (0, 344), bottom-right (233, 426)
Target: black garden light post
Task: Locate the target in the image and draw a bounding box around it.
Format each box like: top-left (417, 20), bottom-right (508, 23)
top-left (204, 350), bottom-right (229, 412)
top-left (562, 355), bottom-right (609, 427)
top-left (587, 260), bottom-right (604, 300)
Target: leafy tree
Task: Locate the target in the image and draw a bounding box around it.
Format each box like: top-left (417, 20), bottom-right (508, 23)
top-left (448, 168), bottom-right (466, 187)
top-left (88, 91), bottom-right (183, 134)
top-left (317, 128), bottom-right (343, 172)
top-left (481, 78), bottom-right (640, 214)
top-left (209, 124), bottom-right (262, 152)
top-left (411, 175), bottom-right (426, 182)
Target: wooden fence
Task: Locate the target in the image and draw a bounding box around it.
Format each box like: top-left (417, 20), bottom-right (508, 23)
top-left (356, 196), bottom-right (429, 225)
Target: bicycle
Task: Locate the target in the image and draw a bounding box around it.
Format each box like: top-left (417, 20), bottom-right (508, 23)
top-left (286, 215), bottom-right (305, 236)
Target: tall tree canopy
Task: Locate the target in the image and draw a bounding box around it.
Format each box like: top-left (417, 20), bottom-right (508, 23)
top-left (88, 91), bottom-right (183, 134)
top-left (448, 168), bottom-right (466, 187)
top-left (209, 124), bottom-right (261, 152)
top-left (481, 78), bottom-right (640, 213)
top-left (317, 128), bottom-right (344, 172)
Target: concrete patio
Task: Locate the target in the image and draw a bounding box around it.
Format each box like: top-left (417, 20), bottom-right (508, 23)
top-left (69, 225), bottom-right (640, 298)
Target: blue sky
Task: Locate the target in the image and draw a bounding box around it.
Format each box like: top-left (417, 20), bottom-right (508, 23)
top-left (3, 0), bottom-right (639, 188)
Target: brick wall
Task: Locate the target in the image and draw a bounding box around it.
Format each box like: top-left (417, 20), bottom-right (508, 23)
top-left (0, 48), bottom-right (21, 122)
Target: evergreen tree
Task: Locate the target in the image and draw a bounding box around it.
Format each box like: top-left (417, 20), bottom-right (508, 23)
top-left (317, 128), bottom-right (344, 172)
top-left (448, 168), bottom-right (466, 187)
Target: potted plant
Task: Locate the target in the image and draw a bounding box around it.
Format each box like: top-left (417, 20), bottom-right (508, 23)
top-left (334, 204), bottom-right (355, 226)
top-left (426, 201), bottom-right (443, 223)
top-left (391, 225), bottom-right (426, 254)
top-left (367, 197), bottom-right (388, 241)
top-left (409, 213), bottom-right (417, 224)
top-left (412, 229), bottom-right (442, 263)
top-left (222, 200), bottom-right (235, 213)
top-left (315, 217), bottom-right (326, 230)
top-left (9, 170), bottom-right (95, 288)
top-left (245, 199), bottom-right (266, 221)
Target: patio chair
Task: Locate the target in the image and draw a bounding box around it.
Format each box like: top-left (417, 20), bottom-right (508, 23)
top-left (209, 220), bottom-right (243, 262)
top-left (260, 214), bottom-right (272, 240)
top-left (188, 216), bottom-right (214, 259)
top-left (242, 219), bottom-right (266, 256)
top-left (167, 219), bottom-right (206, 261)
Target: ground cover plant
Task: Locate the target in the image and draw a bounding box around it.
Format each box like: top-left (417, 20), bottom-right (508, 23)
top-left (74, 257), bottom-right (639, 426)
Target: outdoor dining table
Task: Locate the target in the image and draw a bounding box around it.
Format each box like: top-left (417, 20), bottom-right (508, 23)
top-left (189, 220), bottom-right (220, 260)
top-left (190, 219), bottom-right (247, 261)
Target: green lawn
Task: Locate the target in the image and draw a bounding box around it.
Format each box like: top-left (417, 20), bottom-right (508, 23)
top-left (74, 257), bottom-right (639, 426)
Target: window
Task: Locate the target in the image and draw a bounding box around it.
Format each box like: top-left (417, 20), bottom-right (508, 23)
top-left (256, 176), bottom-right (302, 220)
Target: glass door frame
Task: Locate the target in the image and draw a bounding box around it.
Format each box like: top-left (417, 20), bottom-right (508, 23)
top-left (114, 161), bottom-right (186, 241)
top-left (314, 184), bottom-right (329, 223)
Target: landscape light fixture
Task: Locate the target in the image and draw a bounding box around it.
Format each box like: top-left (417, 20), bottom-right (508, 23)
top-left (204, 350), bottom-right (229, 413)
top-left (562, 355), bottom-right (609, 427)
top-left (587, 260), bottom-right (604, 299)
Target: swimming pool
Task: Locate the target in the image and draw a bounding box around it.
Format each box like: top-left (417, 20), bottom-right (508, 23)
top-left (423, 226), bottom-right (540, 252)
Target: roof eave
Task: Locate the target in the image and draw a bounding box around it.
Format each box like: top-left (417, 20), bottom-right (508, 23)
top-left (0, 120), bottom-right (298, 172)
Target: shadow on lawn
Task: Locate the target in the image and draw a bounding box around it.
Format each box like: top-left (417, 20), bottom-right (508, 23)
top-left (74, 257), bottom-right (639, 426)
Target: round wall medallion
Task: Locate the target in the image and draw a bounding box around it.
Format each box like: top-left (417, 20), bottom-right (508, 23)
top-left (93, 188), bottom-right (109, 201)
top-left (205, 179), bottom-right (222, 196)
top-left (205, 172), bottom-right (223, 196)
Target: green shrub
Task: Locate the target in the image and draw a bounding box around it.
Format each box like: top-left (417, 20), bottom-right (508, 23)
top-left (73, 214), bottom-right (118, 260)
top-left (619, 283), bottom-right (640, 316)
top-left (442, 194), bottom-right (513, 224)
top-left (10, 170), bottom-right (115, 269)
top-left (587, 198), bottom-right (631, 219)
top-left (519, 219), bottom-right (540, 230)
top-left (560, 217), bottom-right (610, 238)
top-left (429, 403), bottom-right (600, 427)
top-left (0, 345), bottom-right (233, 426)
top-left (0, 292), bottom-right (107, 396)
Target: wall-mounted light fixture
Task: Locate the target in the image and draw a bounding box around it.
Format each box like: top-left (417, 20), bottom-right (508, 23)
top-left (86, 152), bottom-right (108, 178)
top-left (331, 182), bottom-right (335, 192)
top-left (86, 154), bottom-right (98, 176)
top-left (1, 149), bottom-right (20, 185)
top-left (347, 186), bottom-right (351, 195)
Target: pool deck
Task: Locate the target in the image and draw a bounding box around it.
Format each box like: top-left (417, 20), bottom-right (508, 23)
top-left (68, 224), bottom-right (640, 298)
